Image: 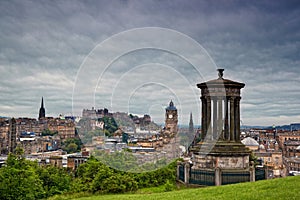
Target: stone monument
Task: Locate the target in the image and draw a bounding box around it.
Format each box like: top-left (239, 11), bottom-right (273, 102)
top-left (184, 69), bottom-right (253, 186)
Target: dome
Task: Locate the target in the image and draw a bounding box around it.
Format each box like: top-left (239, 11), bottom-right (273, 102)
top-left (166, 100), bottom-right (177, 111)
top-left (241, 137), bottom-right (259, 146)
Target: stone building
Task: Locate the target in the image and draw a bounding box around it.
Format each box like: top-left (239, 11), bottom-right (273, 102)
top-left (0, 118), bottom-right (9, 154)
top-left (283, 140), bottom-right (300, 157)
top-left (241, 136), bottom-right (285, 178)
top-left (129, 100), bottom-right (180, 163)
top-left (82, 107), bottom-right (112, 119)
top-left (277, 131), bottom-right (300, 157)
top-left (47, 118), bottom-right (75, 139)
top-left (49, 156), bottom-right (63, 168)
top-left (284, 157), bottom-right (300, 175)
top-left (11, 117), bottom-right (73, 155)
top-left (255, 150), bottom-right (284, 177)
top-left (67, 155), bottom-right (88, 170)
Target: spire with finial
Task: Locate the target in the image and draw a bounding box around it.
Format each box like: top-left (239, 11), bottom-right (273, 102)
top-left (217, 68), bottom-right (224, 79)
top-left (38, 97), bottom-right (46, 120)
top-left (41, 97), bottom-right (44, 108)
top-left (169, 100), bottom-right (174, 107)
top-left (189, 112), bottom-right (194, 135)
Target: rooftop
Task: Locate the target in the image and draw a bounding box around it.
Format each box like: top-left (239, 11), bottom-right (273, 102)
top-left (166, 100), bottom-right (177, 111)
top-left (197, 69), bottom-right (245, 89)
top-left (241, 137), bottom-right (259, 146)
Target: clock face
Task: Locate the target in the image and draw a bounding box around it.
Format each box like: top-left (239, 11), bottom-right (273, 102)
top-left (169, 114), bottom-right (173, 119)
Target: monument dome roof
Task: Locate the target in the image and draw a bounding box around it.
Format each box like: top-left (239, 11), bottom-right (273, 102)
top-left (197, 69), bottom-right (245, 89)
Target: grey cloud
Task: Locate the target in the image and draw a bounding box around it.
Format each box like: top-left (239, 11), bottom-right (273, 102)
top-left (0, 0), bottom-right (299, 125)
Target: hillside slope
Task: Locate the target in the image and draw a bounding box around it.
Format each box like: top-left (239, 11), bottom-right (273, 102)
top-left (70, 176), bottom-right (300, 200)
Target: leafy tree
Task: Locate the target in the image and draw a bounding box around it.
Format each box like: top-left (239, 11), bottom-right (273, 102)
top-left (36, 166), bottom-right (72, 197)
top-left (61, 138), bottom-right (82, 153)
top-left (74, 157), bottom-right (106, 192)
top-left (100, 116), bottom-right (118, 136)
top-left (0, 153), bottom-right (45, 200)
top-left (93, 151), bottom-right (138, 172)
top-left (66, 143), bottom-right (78, 153)
top-left (0, 148), bottom-right (74, 199)
top-left (41, 129), bottom-right (58, 136)
top-left (250, 152), bottom-right (259, 167)
top-left (91, 166), bottom-right (114, 193)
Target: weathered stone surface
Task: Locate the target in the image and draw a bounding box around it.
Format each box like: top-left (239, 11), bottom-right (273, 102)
top-left (182, 69), bottom-right (252, 186)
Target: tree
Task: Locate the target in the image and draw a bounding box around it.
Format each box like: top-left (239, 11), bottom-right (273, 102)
top-left (74, 157), bottom-right (106, 192)
top-left (37, 166), bottom-right (72, 197)
top-left (41, 129), bottom-right (58, 136)
top-left (61, 138), bottom-right (82, 153)
top-left (0, 153), bottom-right (45, 200)
top-left (66, 143), bottom-right (78, 153)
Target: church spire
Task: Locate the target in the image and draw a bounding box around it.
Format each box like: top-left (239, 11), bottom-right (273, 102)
top-left (189, 112), bottom-right (194, 135)
top-left (41, 97), bottom-right (44, 108)
top-left (39, 97), bottom-right (45, 120)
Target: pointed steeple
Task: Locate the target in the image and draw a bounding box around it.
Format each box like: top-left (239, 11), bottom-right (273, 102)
top-left (189, 112), bottom-right (194, 135)
top-left (39, 97), bottom-right (45, 120)
top-left (41, 97), bottom-right (44, 108)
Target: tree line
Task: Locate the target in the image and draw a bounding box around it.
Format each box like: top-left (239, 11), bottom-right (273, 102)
top-left (0, 148), bottom-right (178, 200)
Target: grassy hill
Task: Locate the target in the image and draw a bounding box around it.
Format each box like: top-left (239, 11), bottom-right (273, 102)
top-left (50, 176), bottom-right (300, 200)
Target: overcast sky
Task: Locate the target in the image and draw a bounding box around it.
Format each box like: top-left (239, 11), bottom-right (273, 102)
top-left (0, 0), bottom-right (300, 126)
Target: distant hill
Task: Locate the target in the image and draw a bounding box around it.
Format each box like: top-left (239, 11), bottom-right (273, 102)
top-left (264, 123), bottom-right (300, 131)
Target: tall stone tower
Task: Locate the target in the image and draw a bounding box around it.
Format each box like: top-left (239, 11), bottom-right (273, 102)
top-left (165, 100), bottom-right (178, 135)
top-left (39, 97), bottom-right (45, 120)
top-left (8, 118), bottom-right (17, 153)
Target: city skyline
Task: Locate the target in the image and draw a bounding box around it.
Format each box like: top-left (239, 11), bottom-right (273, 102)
top-left (1, 1), bottom-right (300, 126)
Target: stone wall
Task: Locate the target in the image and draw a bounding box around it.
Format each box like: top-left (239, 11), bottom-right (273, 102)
top-left (192, 154), bottom-right (249, 170)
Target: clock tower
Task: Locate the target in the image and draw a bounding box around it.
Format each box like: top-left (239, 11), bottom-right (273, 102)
top-left (165, 100), bottom-right (178, 134)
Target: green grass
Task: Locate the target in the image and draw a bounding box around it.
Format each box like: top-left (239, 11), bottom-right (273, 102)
top-left (50, 176), bottom-right (300, 200)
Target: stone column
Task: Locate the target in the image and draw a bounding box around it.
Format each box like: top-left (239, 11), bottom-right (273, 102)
top-left (215, 168), bottom-right (221, 186)
top-left (206, 97), bottom-right (212, 140)
top-left (235, 97), bottom-right (241, 141)
top-left (250, 166), bottom-right (255, 182)
top-left (218, 97), bottom-right (223, 140)
top-left (230, 97), bottom-right (235, 141)
top-left (201, 97), bottom-right (207, 140)
top-left (224, 97), bottom-right (229, 140)
top-left (184, 163), bottom-right (191, 184)
top-left (213, 98), bottom-right (217, 140)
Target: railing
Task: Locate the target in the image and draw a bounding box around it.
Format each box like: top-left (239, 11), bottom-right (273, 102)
top-left (189, 169), bottom-right (215, 186)
top-left (221, 171), bottom-right (250, 185)
top-left (178, 164), bottom-right (185, 182)
top-left (255, 168), bottom-right (266, 181)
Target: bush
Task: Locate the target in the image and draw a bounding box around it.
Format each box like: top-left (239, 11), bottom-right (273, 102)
top-left (164, 180), bottom-right (176, 192)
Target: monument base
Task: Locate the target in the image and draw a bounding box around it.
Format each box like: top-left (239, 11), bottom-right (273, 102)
top-left (190, 141), bottom-right (251, 170)
top-left (182, 141), bottom-right (254, 186)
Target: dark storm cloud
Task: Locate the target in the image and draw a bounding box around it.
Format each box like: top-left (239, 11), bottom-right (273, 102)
top-left (0, 0), bottom-right (299, 125)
